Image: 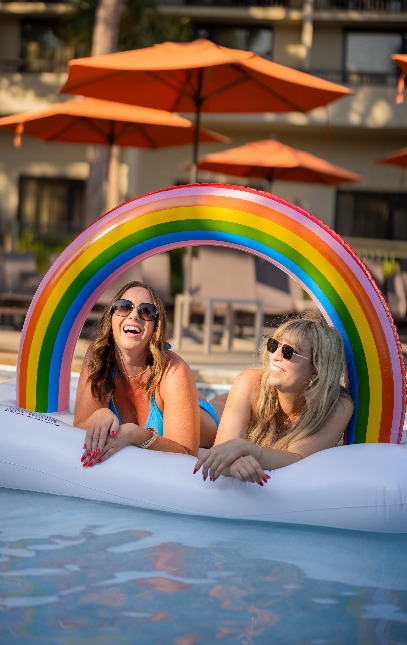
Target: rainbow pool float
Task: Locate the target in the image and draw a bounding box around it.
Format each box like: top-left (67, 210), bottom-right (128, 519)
top-left (1, 184), bottom-right (406, 533)
top-left (16, 184), bottom-right (405, 444)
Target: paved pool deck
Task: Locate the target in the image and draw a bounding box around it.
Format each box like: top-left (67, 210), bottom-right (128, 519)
top-left (0, 329), bottom-right (259, 385)
top-left (1, 327), bottom-right (406, 386)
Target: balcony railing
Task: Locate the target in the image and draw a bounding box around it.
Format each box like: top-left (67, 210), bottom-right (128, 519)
top-left (1, 56), bottom-right (400, 87)
top-left (156, 0), bottom-right (407, 8)
top-left (314, 0), bottom-right (407, 8)
top-left (1, 0), bottom-right (406, 7)
top-left (156, 0), bottom-right (293, 5)
top-left (0, 0), bottom-right (79, 4)
top-left (0, 58), bottom-right (70, 73)
top-left (310, 70), bottom-right (399, 86)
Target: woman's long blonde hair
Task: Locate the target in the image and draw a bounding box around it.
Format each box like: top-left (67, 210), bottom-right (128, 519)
top-left (86, 281), bottom-right (169, 402)
top-left (247, 314), bottom-right (347, 449)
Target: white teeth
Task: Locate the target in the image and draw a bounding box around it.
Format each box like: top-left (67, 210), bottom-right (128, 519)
top-left (269, 363), bottom-right (284, 373)
top-left (124, 325), bottom-right (141, 334)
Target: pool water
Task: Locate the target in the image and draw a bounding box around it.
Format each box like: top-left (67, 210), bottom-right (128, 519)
top-left (1, 490), bottom-right (407, 645)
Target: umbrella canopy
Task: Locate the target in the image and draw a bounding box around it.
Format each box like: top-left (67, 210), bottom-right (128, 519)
top-left (0, 97), bottom-right (228, 212)
top-left (378, 147), bottom-right (407, 168)
top-left (0, 97), bottom-right (228, 148)
top-left (195, 139), bottom-right (362, 186)
top-left (392, 54), bottom-right (407, 104)
top-left (377, 146), bottom-right (407, 186)
top-left (60, 39), bottom-right (353, 174)
top-left (393, 53), bottom-right (407, 74)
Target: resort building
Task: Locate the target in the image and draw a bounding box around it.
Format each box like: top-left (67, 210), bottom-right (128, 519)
top-left (0, 0), bottom-right (406, 318)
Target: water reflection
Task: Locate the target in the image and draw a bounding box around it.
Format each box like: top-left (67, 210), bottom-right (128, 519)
top-left (1, 490), bottom-right (407, 644)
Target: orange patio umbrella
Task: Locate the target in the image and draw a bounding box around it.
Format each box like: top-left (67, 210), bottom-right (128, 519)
top-left (0, 97), bottom-right (228, 209)
top-left (377, 146), bottom-right (407, 186)
top-left (378, 146), bottom-right (407, 168)
top-left (60, 38), bottom-right (353, 178)
top-left (392, 54), bottom-right (407, 104)
top-left (195, 139), bottom-right (362, 188)
top-left (0, 96), bottom-right (227, 147)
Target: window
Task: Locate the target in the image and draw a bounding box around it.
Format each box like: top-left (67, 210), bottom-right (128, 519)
top-left (20, 19), bottom-right (76, 73)
top-left (18, 176), bottom-right (85, 240)
top-left (335, 190), bottom-right (407, 241)
top-left (194, 25), bottom-right (273, 59)
top-left (345, 31), bottom-right (407, 85)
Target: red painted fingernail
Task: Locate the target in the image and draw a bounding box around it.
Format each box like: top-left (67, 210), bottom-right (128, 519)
top-left (258, 481), bottom-right (264, 486)
top-left (83, 462), bottom-right (87, 468)
top-left (81, 455), bottom-right (85, 462)
top-left (111, 431), bottom-right (116, 437)
top-left (83, 443), bottom-right (87, 450)
top-left (203, 476), bottom-right (207, 481)
top-left (193, 468), bottom-right (197, 474)
top-left (88, 461), bottom-right (94, 467)
top-left (96, 448), bottom-right (100, 456)
top-left (87, 450), bottom-right (91, 456)
top-left (96, 458), bottom-right (102, 463)
top-left (91, 452), bottom-right (96, 458)
top-left (262, 477), bottom-right (268, 483)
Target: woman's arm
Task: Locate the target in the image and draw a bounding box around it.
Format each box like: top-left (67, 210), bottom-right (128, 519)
top-left (73, 354), bottom-right (121, 462)
top-left (280, 392), bottom-right (354, 459)
top-left (74, 351), bottom-right (200, 460)
top-left (227, 392), bottom-right (355, 477)
top-left (155, 353), bottom-right (200, 456)
top-left (193, 370), bottom-right (261, 476)
top-left (194, 389), bottom-right (354, 482)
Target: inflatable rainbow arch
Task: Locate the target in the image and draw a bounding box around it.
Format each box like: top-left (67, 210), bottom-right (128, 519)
top-left (17, 184), bottom-right (406, 444)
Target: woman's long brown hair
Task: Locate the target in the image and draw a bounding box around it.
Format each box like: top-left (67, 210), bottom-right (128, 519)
top-left (86, 281), bottom-right (169, 403)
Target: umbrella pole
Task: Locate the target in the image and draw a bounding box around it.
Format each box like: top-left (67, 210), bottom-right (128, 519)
top-left (106, 144), bottom-right (120, 211)
top-left (185, 68), bottom-right (204, 304)
top-left (189, 67), bottom-right (203, 185)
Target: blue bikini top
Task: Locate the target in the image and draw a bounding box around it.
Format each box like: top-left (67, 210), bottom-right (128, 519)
top-left (109, 394), bottom-right (164, 436)
top-left (108, 363), bottom-right (219, 434)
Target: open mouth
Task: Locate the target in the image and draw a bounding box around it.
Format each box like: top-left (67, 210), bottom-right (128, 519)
top-left (269, 363), bottom-right (284, 374)
top-left (123, 324), bottom-right (142, 337)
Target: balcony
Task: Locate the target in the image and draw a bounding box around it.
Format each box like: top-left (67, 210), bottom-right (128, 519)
top-left (0, 0), bottom-right (78, 5)
top-left (309, 70), bottom-right (399, 87)
top-left (157, 0), bottom-right (407, 9)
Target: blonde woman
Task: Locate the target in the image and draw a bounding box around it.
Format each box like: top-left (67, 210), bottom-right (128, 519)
top-left (74, 281), bottom-right (219, 465)
top-left (194, 315), bottom-right (354, 484)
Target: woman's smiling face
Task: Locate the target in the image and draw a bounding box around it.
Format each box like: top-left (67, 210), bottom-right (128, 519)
top-left (111, 286), bottom-right (156, 352)
top-left (267, 333), bottom-right (315, 394)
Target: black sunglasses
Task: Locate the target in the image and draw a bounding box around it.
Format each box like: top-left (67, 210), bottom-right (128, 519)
top-left (112, 299), bottom-right (158, 321)
top-left (267, 337), bottom-right (311, 362)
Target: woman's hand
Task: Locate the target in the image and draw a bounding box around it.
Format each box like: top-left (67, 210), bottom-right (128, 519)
top-left (82, 415), bottom-right (158, 466)
top-left (229, 455), bottom-right (270, 485)
top-left (193, 438), bottom-right (257, 480)
top-left (81, 408), bottom-right (119, 466)
top-left (88, 423), bottom-right (147, 465)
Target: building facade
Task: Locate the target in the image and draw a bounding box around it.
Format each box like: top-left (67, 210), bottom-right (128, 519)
top-left (1, 0), bottom-right (407, 265)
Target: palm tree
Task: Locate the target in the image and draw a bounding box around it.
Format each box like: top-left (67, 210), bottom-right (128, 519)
top-left (84, 0), bottom-right (124, 225)
top-left (65, 0), bottom-right (192, 224)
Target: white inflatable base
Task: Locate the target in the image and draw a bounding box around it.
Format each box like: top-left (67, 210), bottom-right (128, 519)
top-left (1, 403), bottom-right (407, 533)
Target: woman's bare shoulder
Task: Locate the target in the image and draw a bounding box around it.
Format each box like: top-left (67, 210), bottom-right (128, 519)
top-left (339, 388), bottom-right (354, 405)
top-left (161, 350), bottom-right (195, 384)
top-left (231, 367), bottom-right (263, 395)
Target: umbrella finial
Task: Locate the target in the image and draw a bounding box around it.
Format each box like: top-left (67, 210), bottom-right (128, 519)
top-left (14, 123), bottom-right (24, 148)
top-left (396, 72), bottom-right (405, 105)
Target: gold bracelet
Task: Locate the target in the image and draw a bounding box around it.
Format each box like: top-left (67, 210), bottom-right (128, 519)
top-left (139, 427), bottom-right (158, 449)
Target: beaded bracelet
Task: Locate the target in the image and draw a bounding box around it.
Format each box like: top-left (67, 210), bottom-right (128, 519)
top-left (139, 427), bottom-right (158, 449)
